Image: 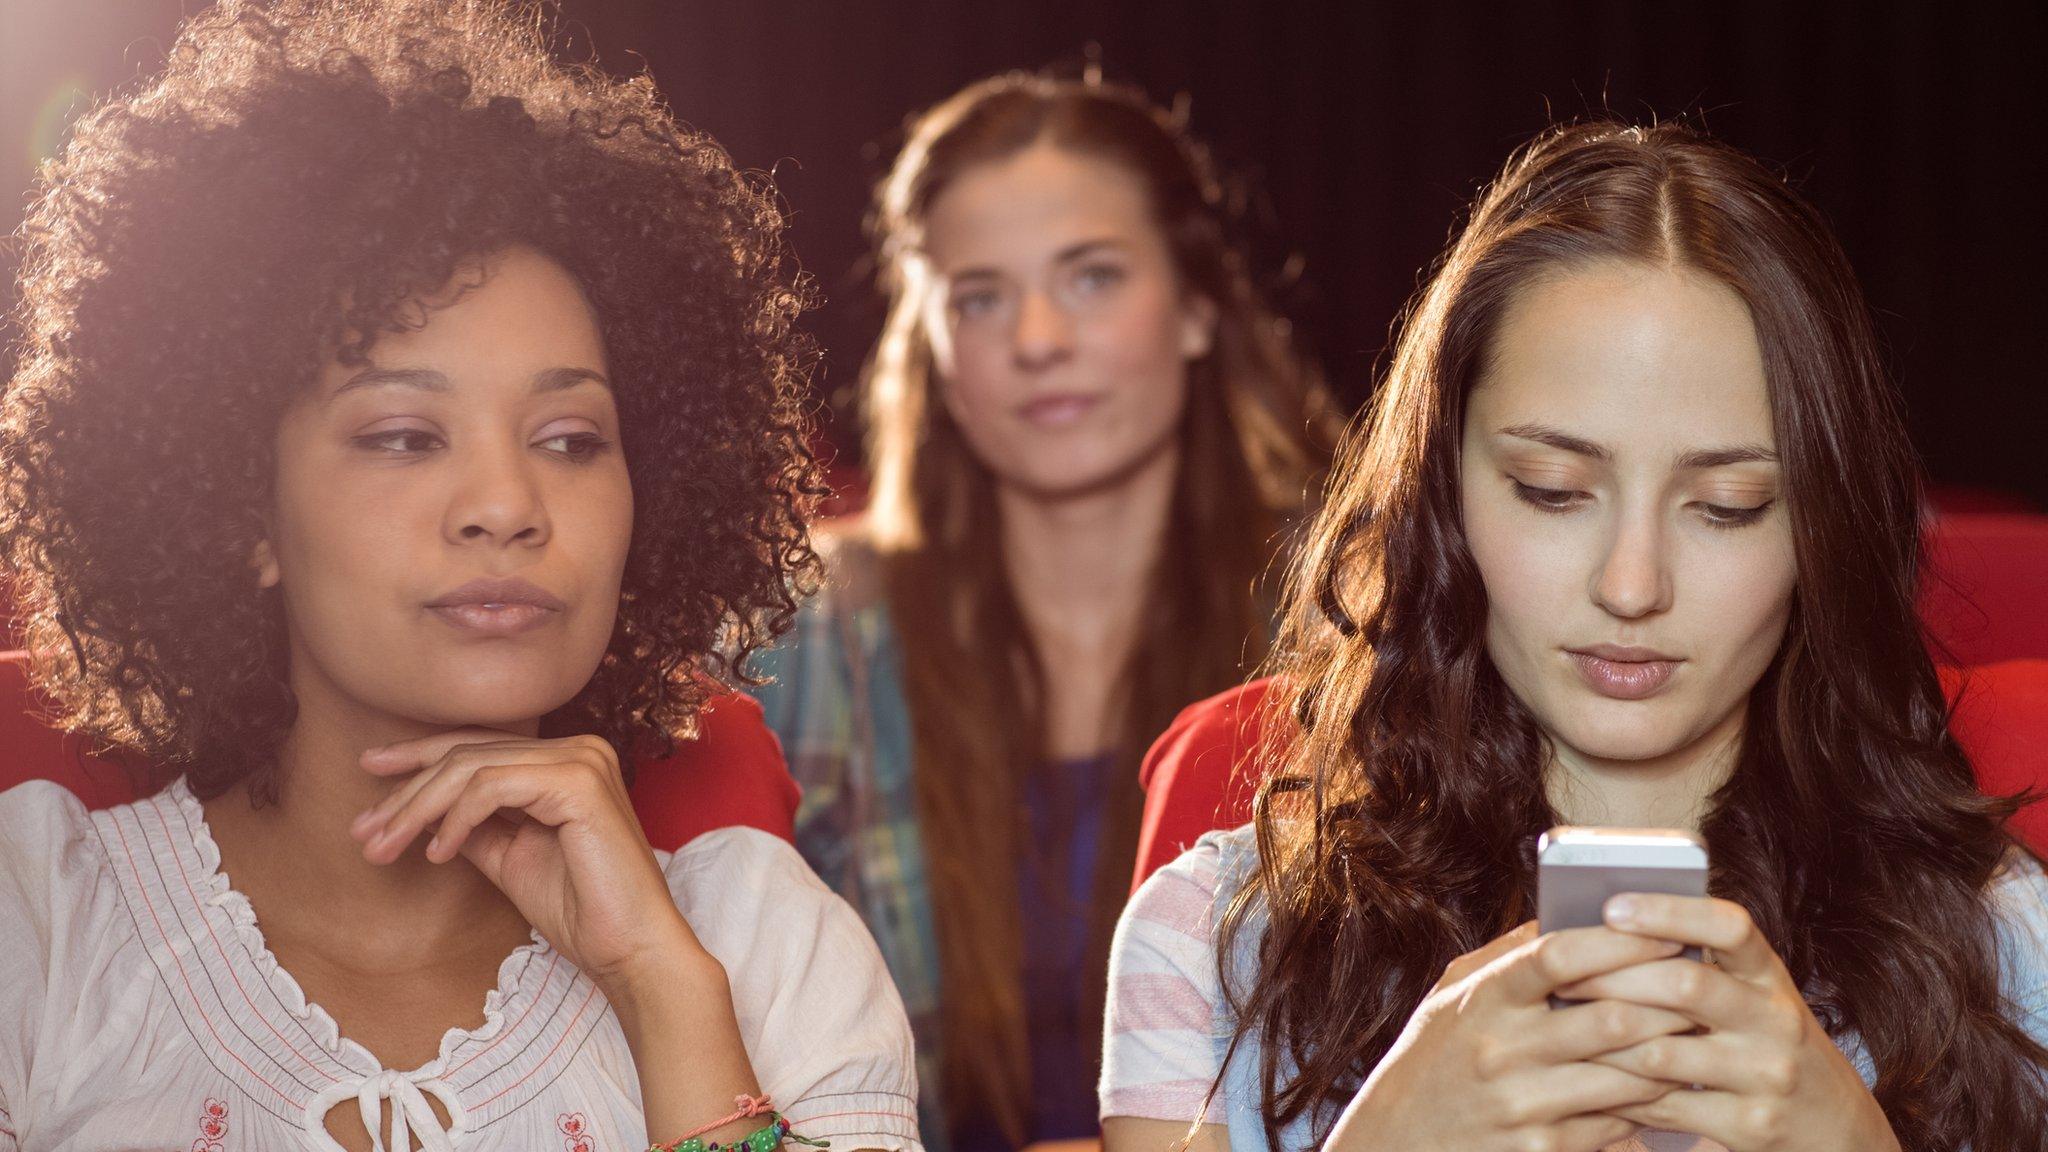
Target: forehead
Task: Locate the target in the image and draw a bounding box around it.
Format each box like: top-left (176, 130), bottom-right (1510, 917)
top-left (1471, 259), bottom-right (1773, 456)
top-left (919, 143), bottom-right (1159, 270)
top-left (323, 247), bottom-right (606, 390)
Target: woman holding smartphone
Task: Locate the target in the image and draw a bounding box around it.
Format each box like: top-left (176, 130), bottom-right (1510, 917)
top-left (0, 2), bottom-right (917, 1149)
top-left (1100, 122), bottom-right (2048, 1152)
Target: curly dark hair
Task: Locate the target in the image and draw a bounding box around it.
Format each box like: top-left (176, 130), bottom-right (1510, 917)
top-left (0, 0), bottom-right (826, 802)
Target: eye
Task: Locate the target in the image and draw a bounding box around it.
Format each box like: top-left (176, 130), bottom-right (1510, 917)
top-left (1072, 262), bottom-right (1127, 293)
top-left (952, 286), bottom-right (1002, 319)
top-left (1510, 479), bottom-right (1588, 513)
top-left (351, 428), bottom-right (443, 455)
top-left (536, 431), bottom-right (613, 461)
top-left (1695, 500), bottom-right (1774, 529)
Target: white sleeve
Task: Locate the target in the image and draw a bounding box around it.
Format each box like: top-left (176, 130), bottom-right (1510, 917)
top-left (0, 781), bottom-right (100, 1147)
top-left (1989, 851), bottom-right (2048, 1043)
top-left (665, 827), bottom-right (923, 1152)
top-left (1099, 835), bottom-right (1231, 1124)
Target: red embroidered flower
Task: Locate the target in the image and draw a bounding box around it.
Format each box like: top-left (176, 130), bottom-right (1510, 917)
top-left (566, 1137), bottom-right (595, 1152)
top-left (191, 1096), bottom-right (230, 1151)
top-left (557, 1112), bottom-right (588, 1137)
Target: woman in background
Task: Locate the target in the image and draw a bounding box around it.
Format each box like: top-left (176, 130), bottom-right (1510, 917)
top-left (1100, 120), bottom-right (2048, 1152)
top-left (753, 72), bottom-right (1337, 1152)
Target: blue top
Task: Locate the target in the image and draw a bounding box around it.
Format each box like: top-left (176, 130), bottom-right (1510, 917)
top-left (752, 534), bottom-right (1129, 1150)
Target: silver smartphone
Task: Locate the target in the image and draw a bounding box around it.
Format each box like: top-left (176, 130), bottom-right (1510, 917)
top-left (1538, 826), bottom-right (1709, 1002)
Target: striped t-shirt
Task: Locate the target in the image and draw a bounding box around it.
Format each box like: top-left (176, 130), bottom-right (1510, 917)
top-left (1101, 824), bottom-right (2048, 1152)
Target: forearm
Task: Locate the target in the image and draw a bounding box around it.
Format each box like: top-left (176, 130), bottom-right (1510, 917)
top-left (606, 943), bottom-right (766, 1148)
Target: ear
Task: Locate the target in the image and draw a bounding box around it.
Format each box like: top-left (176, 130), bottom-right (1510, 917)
top-left (1178, 292), bottom-right (1219, 360)
top-left (251, 538), bottom-right (281, 590)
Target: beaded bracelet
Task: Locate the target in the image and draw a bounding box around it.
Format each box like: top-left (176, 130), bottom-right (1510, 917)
top-left (647, 1095), bottom-right (832, 1152)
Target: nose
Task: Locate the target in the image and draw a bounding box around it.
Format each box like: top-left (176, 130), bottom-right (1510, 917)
top-left (443, 439), bottom-right (550, 548)
top-left (1011, 289), bottom-right (1075, 372)
top-left (1590, 504), bottom-right (1673, 620)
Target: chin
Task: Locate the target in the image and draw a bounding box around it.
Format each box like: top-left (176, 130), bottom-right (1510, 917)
top-left (1003, 448), bottom-right (1165, 501)
top-left (1548, 698), bottom-right (1701, 764)
top-left (409, 666), bottom-right (595, 729)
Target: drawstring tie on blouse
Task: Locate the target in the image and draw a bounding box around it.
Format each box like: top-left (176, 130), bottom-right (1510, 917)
top-left (354, 1070), bottom-right (456, 1152)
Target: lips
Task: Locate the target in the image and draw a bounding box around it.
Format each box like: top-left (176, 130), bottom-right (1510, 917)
top-left (1016, 392), bottom-right (1102, 427)
top-left (1565, 644), bottom-right (1682, 701)
top-left (425, 578), bottom-right (566, 637)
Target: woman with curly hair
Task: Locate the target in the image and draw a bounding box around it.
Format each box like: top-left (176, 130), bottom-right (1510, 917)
top-left (750, 72), bottom-right (1337, 1152)
top-left (1100, 122), bottom-right (2048, 1152)
top-left (0, 2), bottom-right (918, 1149)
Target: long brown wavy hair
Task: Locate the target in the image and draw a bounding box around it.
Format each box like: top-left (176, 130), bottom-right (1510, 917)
top-left (864, 72), bottom-right (1338, 1143)
top-left (1221, 120), bottom-right (2048, 1151)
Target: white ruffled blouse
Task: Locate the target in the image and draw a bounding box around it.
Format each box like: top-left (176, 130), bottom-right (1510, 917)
top-left (0, 779), bottom-right (924, 1152)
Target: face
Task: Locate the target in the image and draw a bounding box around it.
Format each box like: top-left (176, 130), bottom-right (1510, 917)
top-left (916, 143), bottom-right (1217, 499)
top-left (1459, 259), bottom-right (1796, 772)
top-left (258, 246), bottom-right (633, 734)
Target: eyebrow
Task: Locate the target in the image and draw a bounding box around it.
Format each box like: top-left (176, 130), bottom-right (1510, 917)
top-left (949, 238), bottom-right (1131, 283)
top-left (1498, 423), bottom-right (1778, 469)
top-left (329, 365), bottom-right (609, 401)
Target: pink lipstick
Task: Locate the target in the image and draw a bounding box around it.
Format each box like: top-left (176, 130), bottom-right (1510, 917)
top-left (425, 577), bottom-right (566, 637)
top-left (1565, 644), bottom-right (1682, 701)
top-left (1017, 392), bottom-right (1102, 428)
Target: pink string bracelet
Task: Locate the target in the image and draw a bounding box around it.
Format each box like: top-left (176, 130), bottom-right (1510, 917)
top-left (679, 1095), bottom-right (776, 1142)
top-left (648, 1095), bottom-right (831, 1152)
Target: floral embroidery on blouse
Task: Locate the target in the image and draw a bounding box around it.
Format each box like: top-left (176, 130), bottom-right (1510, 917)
top-left (189, 1096), bottom-right (230, 1151)
top-left (558, 1110), bottom-right (595, 1152)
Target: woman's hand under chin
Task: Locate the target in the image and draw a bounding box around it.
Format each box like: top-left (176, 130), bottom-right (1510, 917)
top-left (348, 729), bottom-right (707, 997)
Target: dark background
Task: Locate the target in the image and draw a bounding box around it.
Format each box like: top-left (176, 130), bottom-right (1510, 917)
top-left (5, 0), bottom-right (2044, 504)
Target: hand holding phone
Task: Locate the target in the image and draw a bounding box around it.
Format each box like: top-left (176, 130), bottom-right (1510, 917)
top-left (1538, 826), bottom-right (1708, 1004)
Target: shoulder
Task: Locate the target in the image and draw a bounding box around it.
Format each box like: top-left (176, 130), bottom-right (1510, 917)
top-left (660, 824), bottom-right (835, 909)
top-left (748, 518), bottom-right (893, 717)
top-left (1101, 827), bottom-right (1258, 1124)
top-left (658, 825), bottom-right (911, 1016)
top-left (0, 780), bottom-right (105, 917)
top-left (0, 781), bottom-right (120, 1101)
top-left (1117, 824), bottom-right (1261, 979)
top-left (0, 778), bottom-right (93, 838)
top-left (1986, 848), bottom-right (2048, 1034)
top-left (809, 518), bottom-right (891, 618)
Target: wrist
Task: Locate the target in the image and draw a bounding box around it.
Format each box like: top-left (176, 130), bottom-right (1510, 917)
top-left (593, 919), bottom-right (728, 1017)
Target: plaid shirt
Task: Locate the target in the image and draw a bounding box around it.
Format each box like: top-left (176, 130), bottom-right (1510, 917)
top-left (749, 535), bottom-right (952, 1150)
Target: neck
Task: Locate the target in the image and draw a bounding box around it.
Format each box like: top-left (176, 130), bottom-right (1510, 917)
top-left (1542, 704), bottom-right (1746, 833)
top-left (201, 661), bottom-right (531, 957)
top-left (996, 441), bottom-right (1178, 659)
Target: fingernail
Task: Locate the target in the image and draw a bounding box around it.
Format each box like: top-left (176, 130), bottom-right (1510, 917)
top-left (1606, 896), bottom-right (1639, 926)
top-left (425, 834), bottom-right (441, 859)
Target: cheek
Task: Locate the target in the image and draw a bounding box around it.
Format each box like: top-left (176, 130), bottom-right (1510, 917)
top-left (268, 452), bottom-right (417, 590)
top-left (1463, 490), bottom-right (1581, 654)
top-left (1080, 287), bottom-right (1194, 399)
top-left (580, 465), bottom-right (636, 583)
top-left (1682, 529), bottom-right (1798, 672)
top-left (936, 346), bottom-right (1013, 431)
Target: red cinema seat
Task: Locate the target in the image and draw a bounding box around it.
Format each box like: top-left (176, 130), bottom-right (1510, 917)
top-left (1134, 664), bottom-right (2048, 891)
top-left (1921, 513), bottom-right (2048, 666)
top-left (0, 650), bottom-right (798, 849)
